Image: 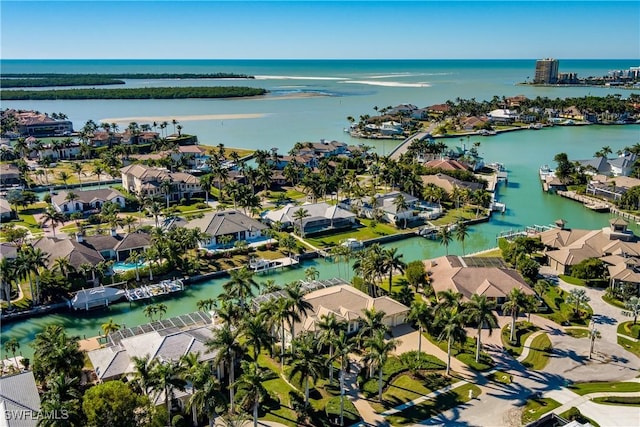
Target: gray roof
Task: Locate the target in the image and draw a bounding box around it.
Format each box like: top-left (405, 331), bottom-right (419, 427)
top-left (114, 232), bottom-right (151, 251)
top-left (33, 236), bottom-right (104, 268)
top-left (0, 243), bottom-right (18, 260)
top-left (264, 202), bottom-right (355, 226)
top-left (51, 188), bottom-right (124, 207)
top-left (0, 371), bottom-right (41, 427)
top-left (575, 157), bottom-right (610, 173)
top-left (609, 153), bottom-right (637, 169)
top-left (185, 209), bottom-right (267, 237)
top-left (0, 198), bottom-right (11, 214)
top-left (84, 234), bottom-right (122, 252)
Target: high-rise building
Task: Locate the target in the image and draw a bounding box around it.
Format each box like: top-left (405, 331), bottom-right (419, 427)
top-left (534, 58), bottom-right (559, 84)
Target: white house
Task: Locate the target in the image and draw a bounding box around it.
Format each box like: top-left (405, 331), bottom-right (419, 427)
top-left (488, 109), bottom-right (518, 123)
top-left (51, 188), bottom-right (126, 214)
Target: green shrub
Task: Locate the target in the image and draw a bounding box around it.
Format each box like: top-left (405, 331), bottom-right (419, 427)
top-left (194, 202), bottom-right (208, 209)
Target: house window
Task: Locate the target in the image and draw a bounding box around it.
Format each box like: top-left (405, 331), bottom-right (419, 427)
top-left (63, 205), bottom-right (68, 212)
top-left (75, 203), bottom-right (81, 210)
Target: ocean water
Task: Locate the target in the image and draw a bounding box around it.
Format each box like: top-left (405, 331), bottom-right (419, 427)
top-left (1, 59), bottom-right (639, 356)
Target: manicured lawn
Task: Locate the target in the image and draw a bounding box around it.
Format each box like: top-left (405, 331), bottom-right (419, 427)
top-left (266, 188), bottom-right (307, 201)
top-left (558, 407), bottom-right (600, 427)
top-left (430, 208), bottom-right (478, 226)
top-left (520, 333), bottom-right (552, 371)
top-left (520, 398), bottom-right (561, 425)
top-left (173, 205), bottom-right (213, 214)
top-left (567, 381), bottom-right (640, 396)
top-left (617, 321), bottom-right (640, 339)
top-left (425, 333), bottom-right (494, 372)
top-left (602, 294), bottom-right (626, 309)
top-left (559, 275), bottom-right (585, 286)
top-left (305, 221), bottom-right (399, 248)
top-left (369, 371), bottom-right (452, 413)
top-left (385, 383), bottom-right (481, 426)
top-left (475, 248), bottom-right (502, 258)
top-left (617, 335), bottom-right (640, 359)
top-left (501, 322), bottom-right (539, 357)
top-left (564, 328), bottom-right (590, 339)
top-left (487, 371), bottom-right (512, 385)
top-left (538, 285), bottom-right (592, 326)
top-left (591, 396), bottom-right (640, 406)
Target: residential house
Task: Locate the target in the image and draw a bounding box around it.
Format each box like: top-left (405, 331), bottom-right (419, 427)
top-left (184, 209), bottom-right (268, 248)
top-left (120, 164), bottom-right (203, 201)
top-left (427, 104), bottom-right (451, 115)
top-left (0, 243), bottom-right (18, 261)
top-left (296, 140), bottom-right (349, 158)
top-left (0, 163), bottom-right (21, 186)
top-left (421, 173), bottom-right (484, 194)
top-left (423, 159), bottom-right (469, 171)
top-left (560, 106), bottom-right (584, 121)
top-left (411, 108), bottom-right (431, 120)
top-left (609, 153), bottom-right (638, 177)
top-left (425, 255), bottom-right (535, 304)
top-left (83, 231), bottom-right (152, 261)
top-left (339, 191), bottom-right (420, 225)
top-left (33, 235), bottom-right (105, 283)
top-left (586, 174), bottom-right (640, 201)
top-left (88, 311), bottom-right (222, 412)
top-left (13, 111), bottom-right (73, 137)
top-left (0, 371), bottom-right (42, 427)
top-left (263, 202), bottom-right (357, 235)
top-left (461, 116), bottom-right (488, 131)
top-left (364, 121), bottom-right (403, 135)
top-left (0, 197), bottom-right (14, 221)
top-left (90, 131), bottom-right (123, 148)
top-left (255, 280), bottom-right (409, 344)
top-left (51, 188), bottom-right (126, 215)
top-left (387, 104), bottom-right (418, 116)
top-left (540, 219), bottom-right (640, 275)
top-left (505, 95), bottom-right (528, 108)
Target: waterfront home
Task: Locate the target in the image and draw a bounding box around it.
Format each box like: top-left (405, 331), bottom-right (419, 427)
top-left (426, 103), bottom-right (451, 115)
top-left (120, 164), bottom-right (203, 202)
top-left (387, 104), bottom-right (418, 116)
top-left (420, 173), bottom-right (484, 194)
top-left (0, 371), bottom-right (41, 427)
top-left (540, 219), bottom-right (640, 275)
top-left (83, 230), bottom-right (152, 261)
top-left (51, 188), bottom-right (126, 215)
top-left (576, 153), bottom-right (638, 177)
top-left (423, 159), bottom-right (469, 171)
top-left (184, 209), bottom-right (268, 249)
top-left (586, 174), bottom-right (640, 201)
top-left (33, 235), bottom-right (105, 283)
top-left (88, 312), bottom-right (223, 412)
top-left (295, 139), bottom-right (349, 158)
top-left (255, 280), bottom-right (409, 345)
top-left (461, 116), bottom-right (488, 131)
top-left (338, 191), bottom-right (421, 225)
top-left (0, 163), bottom-right (20, 186)
top-left (5, 109), bottom-right (74, 137)
top-left (364, 121), bottom-right (403, 135)
top-left (263, 202), bottom-right (357, 235)
top-left (425, 255), bottom-right (535, 304)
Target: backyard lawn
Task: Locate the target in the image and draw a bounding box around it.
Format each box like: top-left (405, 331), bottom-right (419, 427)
top-left (305, 220), bottom-right (400, 248)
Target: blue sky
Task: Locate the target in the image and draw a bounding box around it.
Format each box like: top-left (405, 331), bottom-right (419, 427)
top-left (1, 1), bottom-right (638, 59)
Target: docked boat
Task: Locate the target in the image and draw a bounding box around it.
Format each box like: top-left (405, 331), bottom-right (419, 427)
top-left (124, 279), bottom-right (184, 302)
top-left (529, 123), bottom-right (543, 130)
top-left (340, 238), bottom-right (364, 250)
top-left (71, 286), bottom-right (126, 310)
top-left (539, 165), bottom-right (555, 180)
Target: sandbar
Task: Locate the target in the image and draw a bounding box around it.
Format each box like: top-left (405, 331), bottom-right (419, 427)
top-left (100, 113), bottom-right (268, 123)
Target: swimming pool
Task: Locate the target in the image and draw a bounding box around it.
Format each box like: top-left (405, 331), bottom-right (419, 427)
top-left (112, 261), bottom-right (146, 273)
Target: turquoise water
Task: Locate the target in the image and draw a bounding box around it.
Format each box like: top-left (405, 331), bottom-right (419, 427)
top-left (1, 59), bottom-right (639, 359)
top-left (112, 261), bottom-right (146, 273)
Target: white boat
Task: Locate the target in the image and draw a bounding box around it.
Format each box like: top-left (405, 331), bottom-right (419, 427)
top-left (529, 123), bottom-right (543, 130)
top-left (340, 238), bottom-right (364, 250)
top-left (71, 286), bottom-right (126, 310)
top-left (539, 164), bottom-right (555, 180)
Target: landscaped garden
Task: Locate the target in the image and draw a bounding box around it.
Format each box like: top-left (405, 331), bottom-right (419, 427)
top-left (501, 322), bottom-right (540, 357)
top-left (520, 333), bottom-right (553, 370)
top-left (304, 219), bottom-right (399, 248)
top-left (520, 397), bottom-right (561, 425)
top-left (537, 285), bottom-right (593, 326)
top-left (567, 381), bottom-right (640, 395)
top-left (617, 321), bottom-right (640, 358)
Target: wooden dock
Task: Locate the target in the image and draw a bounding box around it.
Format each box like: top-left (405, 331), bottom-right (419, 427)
top-left (557, 190), bottom-right (612, 212)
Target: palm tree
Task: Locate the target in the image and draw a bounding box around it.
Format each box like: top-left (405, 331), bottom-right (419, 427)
top-left (101, 318), bottom-right (121, 337)
top-left (408, 300), bottom-right (433, 361)
top-left (437, 226), bottom-right (453, 256)
top-left (199, 173), bottom-right (215, 203)
top-left (39, 373), bottom-right (83, 426)
top-left (304, 266), bottom-right (319, 282)
top-left (197, 298), bottom-right (216, 312)
top-left (122, 215), bottom-right (137, 233)
top-left (53, 257), bottom-right (74, 279)
top-left (393, 194), bottom-right (410, 228)
top-left (57, 171), bottom-right (70, 188)
top-left (40, 206), bottom-right (65, 238)
top-left (455, 220), bottom-right (469, 255)
top-left (436, 309), bottom-right (467, 376)
top-left (284, 281), bottom-right (313, 346)
top-left (287, 332), bottom-right (324, 408)
top-left (464, 294), bottom-right (498, 363)
top-left (362, 329), bottom-right (398, 402)
top-left (242, 311), bottom-right (274, 360)
top-left (436, 289), bottom-right (463, 316)
top-left (156, 303), bottom-right (168, 320)
top-left (233, 361), bottom-right (269, 427)
top-left (292, 207), bottom-right (310, 237)
top-left (317, 313), bottom-right (346, 384)
top-left (131, 355), bottom-right (158, 397)
top-left (127, 251), bottom-right (144, 282)
top-left (151, 359), bottom-right (186, 422)
top-left (223, 267), bottom-right (259, 308)
top-left (148, 201), bottom-right (163, 228)
top-left (332, 330), bottom-right (357, 426)
top-left (358, 307), bottom-right (389, 346)
top-left (0, 258), bottom-right (15, 311)
top-left (160, 178), bottom-right (174, 209)
top-left (32, 324), bottom-right (84, 383)
top-left (206, 323), bottom-right (244, 413)
top-left (3, 337), bottom-right (20, 370)
top-left (503, 288), bottom-right (528, 343)
top-left (624, 296), bottom-right (640, 324)
top-left (27, 246), bottom-right (49, 305)
top-left (382, 247), bottom-right (406, 294)
top-left (279, 234), bottom-right (297, 258)
top-left (259, 296), bottom-right (291, 369)
top-left (186, 362), bottom-right (220, 427)
top-left (143, 304), bottom-right (158, 322)
top-left (567, 288), bottom-right (591, 316)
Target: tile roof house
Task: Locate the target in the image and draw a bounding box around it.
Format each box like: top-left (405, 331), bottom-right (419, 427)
top-left (0, 163), bottom-right (21, 186)
top-left (0, 371), bottom-right (42, 427)
top-left (33, 235), bottom-right (104, 271)
top-left (0, 197), bottom-right (14, 221)
top-left (184, 209), bottom-right (268, 247)
top-left (423, 159), bottom-right (469, 171)
top-left (263, 202), bottom-right (357, 235)
top-left (258, 282), bottom-right (409, 344)
top-left (83, 231), bottom-right (152, 262)
top-left (120, 164), bottom-right (202, 201)
top-left (420, 173), bottom-right (484, 194)
top-left (339, 191), bottom-right (420, 225)
top-left (540, 219), bottom-right (640, 281)
top-left (51, 188), bottom-right (126, 214)
top-left (425, 255), bottom-right (535, 303)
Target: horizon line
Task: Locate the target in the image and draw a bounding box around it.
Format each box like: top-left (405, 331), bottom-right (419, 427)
top-left (2, 58), bottom-right (637, 61)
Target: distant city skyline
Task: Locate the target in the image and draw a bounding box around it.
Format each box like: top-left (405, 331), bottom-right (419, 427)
top-left (1, 1), bottom-right (638, 60)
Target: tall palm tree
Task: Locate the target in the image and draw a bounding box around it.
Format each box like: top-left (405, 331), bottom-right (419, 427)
top-left (40, 207), bottom-right (65, 238)
top-left (304, 266), bottom-right (319, 282)
top-left (284, 281), bottom-right (313, 346)
top-left (186, 361), bottom-right (220, 427)
top-left (32, 324), bottom-right (84, 383)
top-left (233, 361), bottom-right (269, 427)
top-left (70, 162), bottom-right (83, 188)
top-left (241, 311), bottom-right (274, 360)
top-left (362, 329), bottom-right (398, 402)
top-left (160, 178), bottom-right (174, 209)
top-left (0, 258), bottom-right (15, 311)
top-left (27, 247), bottom-right (49, 305)
top-left (131, 355), bottom-right (158, 397)
top-left (287, 332), bottom-right (324, 408)
top-left (436, 289), bottom-right (463, 316)
top-left (151, 359), bottom-right (186, 422)
top-left (438, 225), bottom-right (453, 256)
top-left (408, 300), bottom-right (433, 361)
top-left (223, 267), bottom-right (259, 308)
top-left (57, 171), bottom-right (71, 188)
top-left (436, 309), bottom-right (467, 376)
top-left (382, 247), bottom-right (406, 294)
top-left (464, 294), bottom-right (498, 363)
top-left (332, 330), bottom-right (357, 426)
top-left (3, 337), bottom-right (20, 369)
top-left (199, 173), bottom-right (215, 203)
top-left (197, 298), bottom-right (217, 312)
top-left (53, 257), bottom-right (74, 279)
top-left (455, 220), bottom-right (469, 255)
top-left (206, 323), bottom-right (244, 413)
top-left (292, 207), bottom-right (310, 237)
top-left (39, 373), bottom-right (82, 426)
top-left (147, 201), bottom-right (163, 228)
top-left (503, 288), bottom-right (528, 343)
top-left (393, 194), bottom-right (410, 229)
top-left (259, 296), bottom-right (291, 369)
top-left (358, 307), bottom-right (389, 346)
top-left (317, 313), bottom-right (346, 384)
